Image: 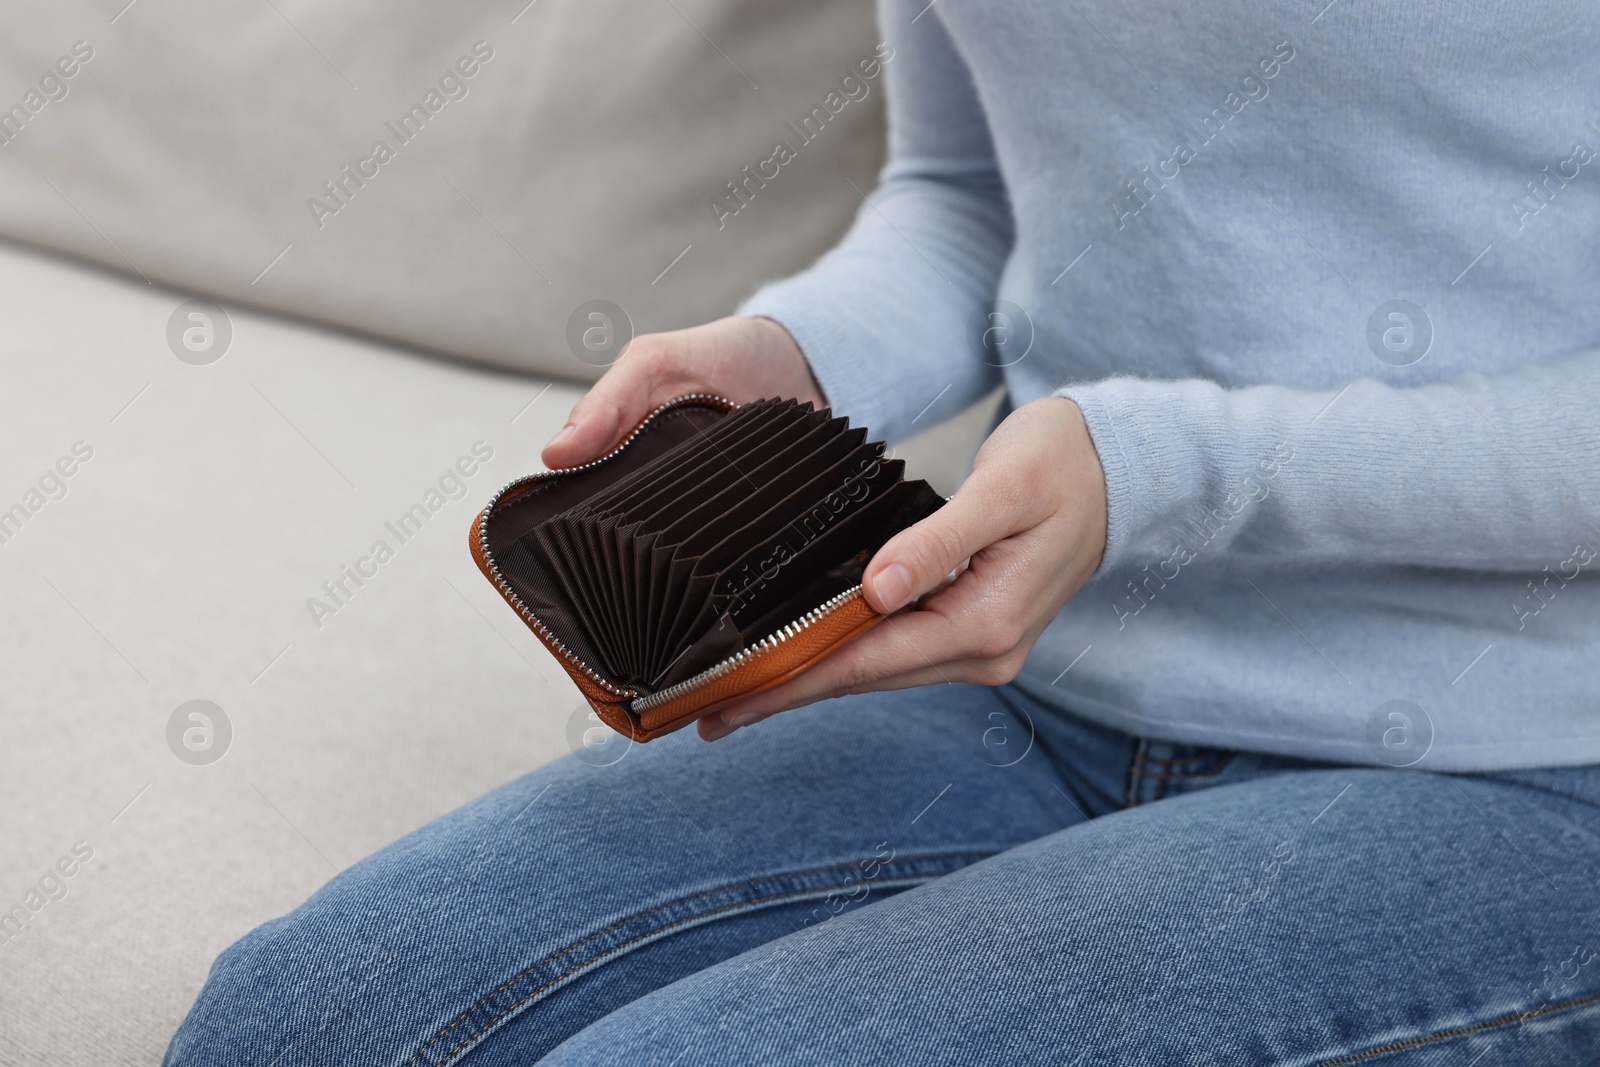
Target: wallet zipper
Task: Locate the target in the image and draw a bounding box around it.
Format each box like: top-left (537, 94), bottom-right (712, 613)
top-left (477, 392), bottom-right (874, 713)
top-left (628, 584), bottom-right (864, 715)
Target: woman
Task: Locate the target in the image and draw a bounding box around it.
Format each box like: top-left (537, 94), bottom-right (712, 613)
top-left (168, 1), bottom-right (1600, 1063)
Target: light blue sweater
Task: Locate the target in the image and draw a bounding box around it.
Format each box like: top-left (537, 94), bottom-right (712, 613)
top-left (741, 0), bottom-right (1600, 770)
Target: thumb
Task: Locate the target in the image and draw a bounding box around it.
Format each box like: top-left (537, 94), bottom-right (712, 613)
top-left (541, 351), bottom-right (668, 469)
top-left (862, 479), bottom-right (1020, 614)
top-left (541, 388), bottom-right (626, 470)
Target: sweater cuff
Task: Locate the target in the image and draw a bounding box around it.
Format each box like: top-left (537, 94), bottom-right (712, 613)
top-left (737, 282), bottom-right (892, 433)
top-left (1055, 385), bottom-right (1145, 575)
top-left (1055, 377), bottom-right (1227, 576)
top-left (1056, 376), bottom-right (1317, 576)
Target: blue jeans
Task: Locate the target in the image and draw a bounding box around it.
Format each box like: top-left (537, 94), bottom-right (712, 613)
top-left (166, 685), bottom-right (1600, 1065)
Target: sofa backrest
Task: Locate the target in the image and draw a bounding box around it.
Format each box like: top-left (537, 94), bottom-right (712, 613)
top-left (0, 0), bottom-right (885, 380)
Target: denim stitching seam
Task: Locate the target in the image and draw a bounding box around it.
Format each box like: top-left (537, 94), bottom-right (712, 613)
top-left (1145, 753), bottom-right (1237, 784)
top-left (431, 884), bottom-right (889, 1065)
top-left (405, 850), bottom-right (991, 1067)
top-left (401, 861), bottom-right (873, 1065)
top-left (1145, 750), bottom-right (1220, 769)
top-left (1307, 989), bottom-right (1600, 1066)
top-left (1126, 739), bottom-right (1151, 808)
top-left (1151, 752), bottom-right (1231, 770)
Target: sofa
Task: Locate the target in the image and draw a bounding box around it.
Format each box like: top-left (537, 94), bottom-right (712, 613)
top-left (0, 3), bottom-right (995, 1061)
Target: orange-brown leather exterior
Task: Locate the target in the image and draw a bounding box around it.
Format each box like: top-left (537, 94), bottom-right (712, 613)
top-left (467, 411), bottom-right (889, 742)
top-left (634, 596), bottom-right (884, 737)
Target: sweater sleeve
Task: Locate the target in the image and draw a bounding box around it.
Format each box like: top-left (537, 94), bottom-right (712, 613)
top-left (1058, 351), bottom-right (1600, 574)
top-left (737, 0), bottom-right (1013, 444)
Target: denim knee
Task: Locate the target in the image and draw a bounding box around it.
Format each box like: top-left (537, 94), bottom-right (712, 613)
top-left (165, 899), bottom-right (410, 1067)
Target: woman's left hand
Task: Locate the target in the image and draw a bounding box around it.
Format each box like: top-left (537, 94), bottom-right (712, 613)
top-left (699, 395), bottom-right (1109, 741)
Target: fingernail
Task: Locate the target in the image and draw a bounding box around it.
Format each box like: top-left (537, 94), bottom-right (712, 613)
top-left (722, 707), bottom-right (760, 727)
top-left (548, 423), bottom-right (576, 448)
top-left (873, 563), bottom-right (914, 613)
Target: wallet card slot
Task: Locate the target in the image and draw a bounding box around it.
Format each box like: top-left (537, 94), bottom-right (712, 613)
top-left (506, 534), bottom-right (615, 678)
top-left (664, 418), bottom-right (858, 554)
top-left (652, 602), bottom-right (742, 689)
top-left (553, 518), bottom-right (620, 668)
top-left (637, 408), bottom-right (831, 537)
top-left (723, 478), bottom-right (946, 638)
top-left (653, 569), bottom-right (724, 682)
top-left (572, 404), bottom-right (812, 680)
top-left (617, 521), bottom-right (656, 681)
top-left (641, 538), bottom-right (683, 675)
top-left (556, 426), bottom-right (754, 682)
top-left (577, 433), bottom-right (726, 524)
top-left (728, 563), bottom-right (864, 648)
top-left (650, 447), bottom-right (899, 682)
top-left (526, 524), bottom-right (594, 647)
top-left (693, 444), bottom-right (898, 582)
top-left (601, 402), bottom-right (805, 527)
top-left (592, 514), bottom-right (638, 679)
top-left (543, 518), bottom-right (630, 679)
top-left (485, 402), bottom-right (727, 558)
top-left (576, 400), bottom-right (772, 521)
top-left (496, 539), bottom-right (613, 671)
top-left (583, 399), bottom-right (786, 521)
top-left (714, 475), bottom-right (902, 625)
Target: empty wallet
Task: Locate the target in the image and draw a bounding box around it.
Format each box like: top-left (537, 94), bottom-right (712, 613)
top-left (469, 394), bottom-right (946, 741)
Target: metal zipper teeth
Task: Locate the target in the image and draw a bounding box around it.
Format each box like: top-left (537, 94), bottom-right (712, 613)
top-left (475, 392), bottom-right (733, 700)
top-left (629, 585), bottom-right (864, 715)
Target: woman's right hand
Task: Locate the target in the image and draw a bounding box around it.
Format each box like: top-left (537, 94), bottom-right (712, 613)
top-left (542, 316), bottom-right (824, 469)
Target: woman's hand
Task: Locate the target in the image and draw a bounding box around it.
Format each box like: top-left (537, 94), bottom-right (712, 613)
top-left (543, 316), bottom-right (823, 469)
top-left (698, 396), bottom-right (1109, 741)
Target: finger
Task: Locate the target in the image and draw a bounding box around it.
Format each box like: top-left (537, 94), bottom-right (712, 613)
top-left (700, 657), bottom-right (956, 740)
top-left (542, 383), bottom-right (627, 470)
top-left (706, 523), bottom-right (1053, 739)
top-left (862, 469), bottom-right (1036, 614)
top-left (542, 347), bottom-right (697, 469)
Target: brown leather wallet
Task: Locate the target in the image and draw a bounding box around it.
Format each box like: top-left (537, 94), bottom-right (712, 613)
top-left (469, 394), bottom-right (945, 741)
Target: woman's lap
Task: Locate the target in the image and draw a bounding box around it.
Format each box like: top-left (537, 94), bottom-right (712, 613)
top-left (165, 686), bottom-right (1600, 1066)
top-left (546, 763), bottom-right (1600, 1065)
top-left (163, 684), bottom-right (1084, 1066)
